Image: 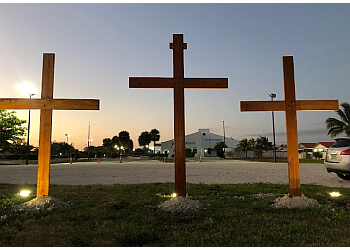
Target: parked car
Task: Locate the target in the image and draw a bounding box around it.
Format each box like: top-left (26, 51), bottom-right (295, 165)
top-left (324, 137), bottom-right (350, 180)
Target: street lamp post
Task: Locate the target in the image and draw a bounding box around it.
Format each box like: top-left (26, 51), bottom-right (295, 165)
top-left (25, 94), bottom-right (35, 165)
top-left (87, 121), bottom-right (90, 160)
top-left (65, 133), bottom-right (70, 158)
top-left (65, 133), bottom-right (69, 144)
top-left (269, 93), bottom-right (277, 163)
top-left (223, 121), bottom-right (226, 159)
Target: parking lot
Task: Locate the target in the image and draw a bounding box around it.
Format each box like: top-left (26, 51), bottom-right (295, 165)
top-left (1, 159), bottom-right (350, 189)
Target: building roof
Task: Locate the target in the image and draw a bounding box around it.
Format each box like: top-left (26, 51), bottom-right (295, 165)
top-left (299, 143), bottom-right (317, 149)
top-left (315, 142), bottom-right (334, 148)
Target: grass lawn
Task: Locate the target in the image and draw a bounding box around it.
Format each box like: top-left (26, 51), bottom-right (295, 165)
top-left (1, 183), bottom-right (350, 247)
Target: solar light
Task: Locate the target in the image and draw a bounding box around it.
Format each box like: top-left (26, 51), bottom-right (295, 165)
top-left (329, 192), bottom-right (341, 197)
top-left (20, 190), bottom-right (31, 197)
top-left (172, 193), bottom-right (177, 198)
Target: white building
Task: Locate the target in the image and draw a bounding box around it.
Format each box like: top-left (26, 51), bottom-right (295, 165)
top-left (161, 129), bottom-right (239, 158)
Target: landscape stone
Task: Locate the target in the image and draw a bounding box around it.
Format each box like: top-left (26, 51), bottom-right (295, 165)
top-left (158, 196), bottom-right (202, 213)
top-left (272, 194), bottom-right (319, 209)
top-left (12, 195), bottom-right (70, 212)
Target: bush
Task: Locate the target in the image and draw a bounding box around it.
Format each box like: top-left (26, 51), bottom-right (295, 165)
top-left (313, 151), bottom-right (323, 160)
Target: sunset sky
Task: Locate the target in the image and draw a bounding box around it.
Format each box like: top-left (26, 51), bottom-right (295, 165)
top-left (0, 3), bottom-right (349, 150)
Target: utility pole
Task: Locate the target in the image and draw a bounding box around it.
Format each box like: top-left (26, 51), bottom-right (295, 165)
top-left (25, 93), bottom-right (35, 165)
top-left (269, 93), bottom-right (277, 163)
top-left (223, 121), bottom-right (226, 159)
top-left (87, 121), bottom-right (90, 160)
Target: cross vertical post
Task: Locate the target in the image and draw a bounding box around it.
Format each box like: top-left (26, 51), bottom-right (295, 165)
top-left (283, 56), bottom-right (300, 197)
top-left (171, 34), bottom-right (187, 196)
top-left (37, 53), bottom-right (55, 197)
top-left (240, 56), bottom-right (338, 197)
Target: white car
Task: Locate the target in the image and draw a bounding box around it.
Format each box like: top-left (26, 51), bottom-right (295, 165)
top-left (324, 137), bottom-right (350, 180)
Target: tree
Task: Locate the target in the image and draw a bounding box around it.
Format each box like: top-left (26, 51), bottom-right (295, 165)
top-left (138, 131), bottom-right (151, 152)
top-left (313, 151), bottom-right (323, 160)
top-left (0, 110), bottom-right (26, 152)
top-left (102, 138), bottom-right (114, 157)
top-left (118, 131), bottom-right (130, 147)
top-left (214, 141), bottom-right (227, 158)
top-left (255, 136), bottom-right (272, 150)
top-left (214, 141), bottom-right (228, 152)
top-left (326, 102), bottom-right (350, 137)
top-left (236, 138), bottom-right (254, 158)
top-left (51, 142), bottom-right (75, 157)
top-left (126, 139), bottom-right (134, 154)
top-left (149, 129), bottom-right (160, 154)
top-left (111, 135), bottom-right (119, 147)
top-left (185, 148), bottom-right (195, 157)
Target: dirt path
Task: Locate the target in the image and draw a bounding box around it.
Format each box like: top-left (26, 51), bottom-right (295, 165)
top-left (0, 160), bottom-right (349, 188)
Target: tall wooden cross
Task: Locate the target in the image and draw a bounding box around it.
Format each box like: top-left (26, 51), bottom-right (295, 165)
top-left (240, 56), bottom-right (338, 197)
top-left (129, 34), bottom-right (228, 196)
top-left (0, 53), bottom-right (99, 197)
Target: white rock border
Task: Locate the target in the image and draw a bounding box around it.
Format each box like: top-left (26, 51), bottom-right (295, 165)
top-left (272, 194), bottom-right (320, 209)
top-left (158, 196), bottom-right (202, 213)
top-left (12, 195), bottom-right (70, 212)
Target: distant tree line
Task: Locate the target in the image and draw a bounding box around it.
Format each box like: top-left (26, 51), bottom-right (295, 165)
top-left (2, 100), bottom-right (350, 159)
top-left (235, 136), bottom-right (272, 158)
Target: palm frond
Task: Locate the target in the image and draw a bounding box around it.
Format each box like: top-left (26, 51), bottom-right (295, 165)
top-left (341, 102), bottom-right (350, 124)
top-left (326, 117), bottom-right (346, 129)
top-left (327, 127), bottom-right (344, 137)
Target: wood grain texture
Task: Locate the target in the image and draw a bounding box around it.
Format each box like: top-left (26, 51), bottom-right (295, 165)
top-left (283, 56), bottom-right (300, 197)
top-left (37, 53), bottom-right (55, 197)
top-left (172, 34), bottom-right (186, 196)
top-left (129, 77), bottom-right (228, 89)
top-left (240, 100), bottom-right (338, 112)
top-left (0, 98), bottom-right (99, 110)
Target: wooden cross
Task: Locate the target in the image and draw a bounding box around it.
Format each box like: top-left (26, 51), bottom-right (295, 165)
top-left (129, 34), bottom-right (228, 196)
top-left (0, 53), bottom-right (99, 197)
top-left (240, 56), bottom-right (338, 197)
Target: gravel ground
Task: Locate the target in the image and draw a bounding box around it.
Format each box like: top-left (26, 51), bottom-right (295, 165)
top-left (0, 160), bottom-right (350, 188)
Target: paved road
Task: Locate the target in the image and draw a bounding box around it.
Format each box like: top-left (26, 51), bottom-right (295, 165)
top-left (0, 160), bottom-right (350, 188)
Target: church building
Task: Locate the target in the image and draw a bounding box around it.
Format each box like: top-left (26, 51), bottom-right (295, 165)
top-left (161, 129), bottom-right (239, 158)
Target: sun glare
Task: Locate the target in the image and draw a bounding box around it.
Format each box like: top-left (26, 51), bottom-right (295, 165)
top-left (15, 82), bottom-right (37, 96)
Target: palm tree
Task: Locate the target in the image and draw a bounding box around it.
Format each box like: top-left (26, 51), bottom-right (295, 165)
top-left (236, 138), bottom-right (253, 158)
top-left (326, 102), bottom-right (350, 137)
top-left (138, 131), bottom-right (151, 153)
top-left (149, 129), bottom-right (160, 154)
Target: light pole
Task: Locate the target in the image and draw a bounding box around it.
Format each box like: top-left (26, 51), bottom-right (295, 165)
top-left (223, 121), bottom-right (226, 159)
top-left (65, 134), bottom-right (70, 157)
top-left (87, 121), bottom-right (90, 160)
top-left (269, 93), bottom-right (277, 163)
top-left (25, 94), bottom-right (35, 165)
top-left (65, 133), bottom-right (69, 144)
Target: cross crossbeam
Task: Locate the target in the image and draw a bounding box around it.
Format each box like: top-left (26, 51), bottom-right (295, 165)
top-left (240, 56), bottom-right (338, 197)
top-left (0, 53), bottom-right (99, 197)
top-left (129, 34), bottom-right (228, 196)
top-left (0, 99), bottom-right (99, 110)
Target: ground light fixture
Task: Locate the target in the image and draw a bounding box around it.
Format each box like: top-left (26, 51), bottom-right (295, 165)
top-left (20, 190), bottom-right (31, 197)
top-left (172, 193), bottom-right (177, 198)
top-left (329, 192), bottom-right (341, 197)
